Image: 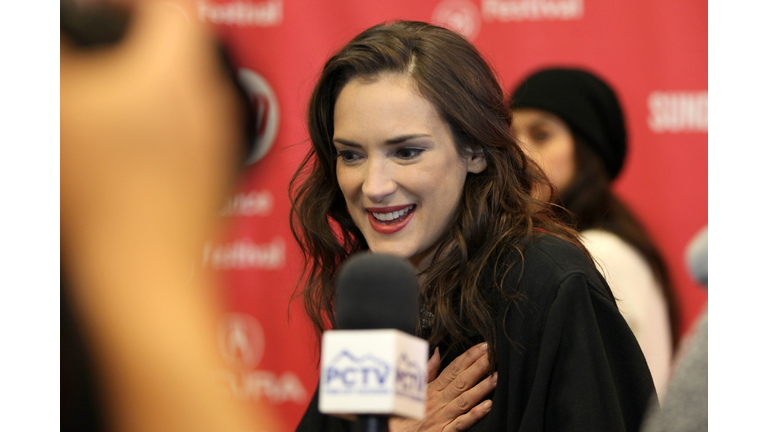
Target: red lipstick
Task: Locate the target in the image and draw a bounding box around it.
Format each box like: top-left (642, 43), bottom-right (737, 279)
top-left (366, 204), bottom-right (415, 234)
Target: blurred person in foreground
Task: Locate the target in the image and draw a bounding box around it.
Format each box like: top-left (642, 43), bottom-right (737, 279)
top-left (508, 67), bottom-right (680, 396)
top-left (61, 0), bottom-right (276, 430)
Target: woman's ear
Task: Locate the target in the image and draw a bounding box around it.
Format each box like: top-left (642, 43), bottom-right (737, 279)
top-left (466, 149), bottom-right (487, 173)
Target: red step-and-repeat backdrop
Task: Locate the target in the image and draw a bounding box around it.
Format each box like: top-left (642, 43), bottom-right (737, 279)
top-left (199, 1), bottom-right (707, 430)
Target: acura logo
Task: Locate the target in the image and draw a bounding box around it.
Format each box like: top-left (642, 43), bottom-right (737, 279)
top-left (218, 312), bottom-right (266, 369)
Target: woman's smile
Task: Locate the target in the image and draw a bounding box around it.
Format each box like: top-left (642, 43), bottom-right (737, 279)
top-left (367, 204), bottom-right (416, 234)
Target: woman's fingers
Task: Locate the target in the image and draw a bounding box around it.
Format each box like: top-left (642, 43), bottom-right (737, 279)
top-left (444, 399), bottom-right (493, 431)
top-left (431, 342), bottom-right (489, 392)
top-left (444, 372), bottom-right (497, 418)
top-left (392, 343), bottom-right (495, 432)
top-left (441, 348), bottom-right (491, 402)
top-left (426, 347), bottom-right (441, 383)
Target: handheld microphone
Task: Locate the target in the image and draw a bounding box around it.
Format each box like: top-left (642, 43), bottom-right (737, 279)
top-left (319, 253), bottom-right (428, 431)
top-left (685, 226), bottom-right (708, 288)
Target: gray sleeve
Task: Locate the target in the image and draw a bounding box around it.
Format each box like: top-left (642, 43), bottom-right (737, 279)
top-left (641, 312), bottom-right (708, 432)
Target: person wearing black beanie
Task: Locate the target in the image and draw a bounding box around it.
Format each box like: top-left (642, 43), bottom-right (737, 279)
top-left (509, 67), bottom-right (680, 398)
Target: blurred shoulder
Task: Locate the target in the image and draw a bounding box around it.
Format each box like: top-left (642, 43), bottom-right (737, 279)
top-left (579, 228), bottom-right (657, 295)
top-left (580, 229), bottom-right (642, 262)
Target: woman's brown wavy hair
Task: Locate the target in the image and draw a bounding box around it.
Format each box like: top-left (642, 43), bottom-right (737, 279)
top-left (289, 20), bottom-right (586, 368)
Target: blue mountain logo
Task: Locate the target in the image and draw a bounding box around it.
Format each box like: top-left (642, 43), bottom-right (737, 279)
top-left (323, 350), bottom-right (390, 391)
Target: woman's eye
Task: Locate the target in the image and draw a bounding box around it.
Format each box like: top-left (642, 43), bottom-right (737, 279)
top-left (394, 147), bottom-right (424, 160)
top-left (531, 130), bottom-right (549, 143)
top-left (337, 150), bottom-right (362, 163)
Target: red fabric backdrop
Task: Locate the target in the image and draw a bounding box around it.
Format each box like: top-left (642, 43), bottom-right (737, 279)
top-left (200, 1), bottom-right (707, 429)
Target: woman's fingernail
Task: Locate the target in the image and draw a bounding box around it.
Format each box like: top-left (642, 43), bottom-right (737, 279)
top-left (492, 372), bottom-right (498, 384)
top-left (480, 343), bottom-right (488, 352)
top-left (483, 400), bottom-right (492, 410)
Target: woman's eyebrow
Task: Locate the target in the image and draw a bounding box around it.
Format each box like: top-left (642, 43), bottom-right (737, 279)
top-left (332, 138), bottom-right (361, 148)
top-left (334, 134), bottom-right (432, 147)
top-left (522, 118), bottom-right (548, 130)
top-left (384, 134), bottom-right (430, 145)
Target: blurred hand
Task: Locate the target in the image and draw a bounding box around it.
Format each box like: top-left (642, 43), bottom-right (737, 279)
top-left (60, 2), bottom-right (274, 431)
top-left (391, 343), bottom-right (497, 432)
top-left (61, 0), bottom-right (243, 263)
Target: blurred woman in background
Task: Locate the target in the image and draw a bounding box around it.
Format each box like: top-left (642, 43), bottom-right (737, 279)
top-left (508, 67), bottom-right (679, 396)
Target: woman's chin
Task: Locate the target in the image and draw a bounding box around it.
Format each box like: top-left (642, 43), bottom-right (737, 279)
top-left (367, 246), bottom-right (410, 260)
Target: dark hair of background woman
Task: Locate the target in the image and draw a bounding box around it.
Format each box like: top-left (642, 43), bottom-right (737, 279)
top-left (289, 20), bottom-right (590, 368)
top-left (556, 136), bottom-right (681, 349)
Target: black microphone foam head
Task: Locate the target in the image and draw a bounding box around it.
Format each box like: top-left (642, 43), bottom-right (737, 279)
top-left (335, 252), bottom-right (420, 335)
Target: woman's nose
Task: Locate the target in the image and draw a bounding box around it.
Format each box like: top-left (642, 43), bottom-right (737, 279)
top-left (361, 159), bottom-right (397, 203)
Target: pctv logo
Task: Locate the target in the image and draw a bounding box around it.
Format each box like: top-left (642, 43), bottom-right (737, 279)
top-left (324, 350), bottom-right (390, 394)
top-left (395, 354), bottom-right (426, 402)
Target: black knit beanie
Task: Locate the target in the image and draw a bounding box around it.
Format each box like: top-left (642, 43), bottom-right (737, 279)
top-left (510, 67), bottom-right (627, 180)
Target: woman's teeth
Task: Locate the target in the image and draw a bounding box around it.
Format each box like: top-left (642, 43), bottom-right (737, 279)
top-left (372, 205), bottom-right (414, 222)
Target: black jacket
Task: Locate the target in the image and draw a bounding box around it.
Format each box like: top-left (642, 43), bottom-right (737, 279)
top-left (297, 236), bottom-right (657, 431)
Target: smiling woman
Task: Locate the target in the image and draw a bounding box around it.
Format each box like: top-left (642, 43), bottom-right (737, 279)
top-left (332, 74), bottom-right (486, 271)
top-left (290, 21), bottom-right (657, 432)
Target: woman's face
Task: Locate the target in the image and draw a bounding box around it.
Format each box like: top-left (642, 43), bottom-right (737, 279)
top-left (511, 108), bottom-right (576, 191)
top-left (333, 74), bottom-right (487, 271)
